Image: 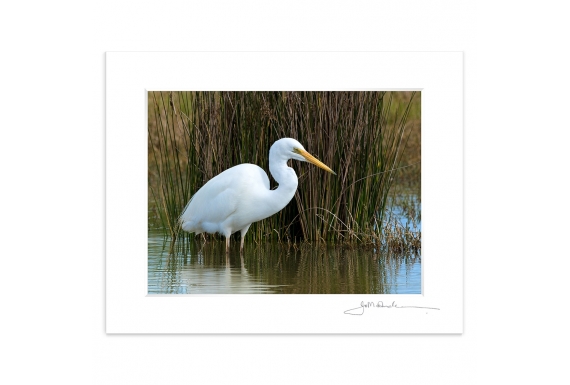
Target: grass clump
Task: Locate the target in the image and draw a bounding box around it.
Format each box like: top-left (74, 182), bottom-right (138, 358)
top-left (148, 91), bottom-right (420, 250)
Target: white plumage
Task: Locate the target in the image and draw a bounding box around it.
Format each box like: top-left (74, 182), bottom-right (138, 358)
top-left (179, 138), bottom-right (335, 252)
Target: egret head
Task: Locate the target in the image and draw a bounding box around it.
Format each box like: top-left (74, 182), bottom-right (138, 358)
top-left (271, 138), bottom-right (336, 175)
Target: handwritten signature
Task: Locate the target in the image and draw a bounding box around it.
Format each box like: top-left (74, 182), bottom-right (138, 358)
top-left (344, 301), bottom-right (440, 315)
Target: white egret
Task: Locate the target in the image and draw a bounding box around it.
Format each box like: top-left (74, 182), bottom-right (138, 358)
top-left (179, 138), bottom-right (335, 252)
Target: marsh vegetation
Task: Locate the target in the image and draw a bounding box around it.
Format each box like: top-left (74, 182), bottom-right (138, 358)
top-left (149, 92), bottom-right (419, 245)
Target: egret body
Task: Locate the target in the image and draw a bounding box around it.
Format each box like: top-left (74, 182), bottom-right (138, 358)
top-left (179, 138), bottom-right (335, 252)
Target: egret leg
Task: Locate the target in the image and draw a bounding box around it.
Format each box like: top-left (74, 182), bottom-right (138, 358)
top-left (240, 225), bottom-right (251, 253)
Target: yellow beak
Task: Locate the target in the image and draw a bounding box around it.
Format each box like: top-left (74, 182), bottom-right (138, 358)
top-left (295, 148), bottom-right (336, 175)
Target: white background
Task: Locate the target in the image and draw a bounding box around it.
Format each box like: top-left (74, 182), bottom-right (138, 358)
top-left (1, 1), bottom-right (569, 384)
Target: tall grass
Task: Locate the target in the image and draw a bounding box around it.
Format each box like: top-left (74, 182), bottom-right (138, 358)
top-left (148, 91), bottom-right (419, 247)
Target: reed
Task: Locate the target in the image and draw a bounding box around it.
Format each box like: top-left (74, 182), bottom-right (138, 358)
top-left (148, 91), bottom-right (420, 248)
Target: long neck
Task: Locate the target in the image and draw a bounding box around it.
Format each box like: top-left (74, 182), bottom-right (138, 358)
top-left (268, 151), bottom-right (298, 211)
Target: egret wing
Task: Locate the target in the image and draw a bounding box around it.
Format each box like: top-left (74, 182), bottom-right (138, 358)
top-left (179, 164), bottom-right (269, 233)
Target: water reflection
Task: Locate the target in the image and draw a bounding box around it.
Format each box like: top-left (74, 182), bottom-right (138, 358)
top-left (148, 233), bottom-right (421, 294)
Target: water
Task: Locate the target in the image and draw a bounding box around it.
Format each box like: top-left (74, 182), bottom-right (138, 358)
top-left (149, 192), bottom-right (421, 294)
top-left (148, 234), bottom-right (421, 295)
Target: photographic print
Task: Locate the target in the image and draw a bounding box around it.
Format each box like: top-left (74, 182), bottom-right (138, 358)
top-left (107, 52), bottom-right (461, 333)
top-left (148, 91), bottom-right (421, 294)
